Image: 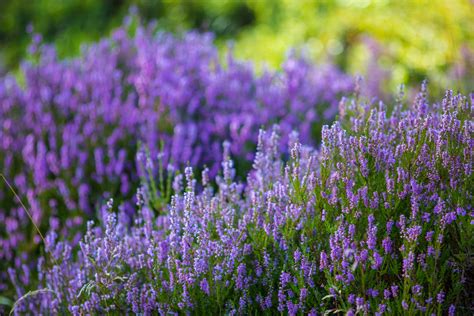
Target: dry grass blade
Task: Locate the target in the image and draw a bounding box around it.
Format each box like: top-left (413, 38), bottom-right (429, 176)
top-left (0, 174), bottom-right (46, 246)
top-left (0, 174), bottom-right (60, 269)
top-left (1, 174), bottom-right (63, 314)
top-left (9, 289), bottom-right (57, 315)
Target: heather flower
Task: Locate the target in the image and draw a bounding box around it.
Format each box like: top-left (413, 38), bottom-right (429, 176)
top-left (319, 252), bottom-right (328, 271)
top-left (448, 304), bottom-right (456, 316)
top-left (6, 86), bottom-right (472, 314)
top-left (0, 16), bottom-right (353, 292)
top-left (402, 300), bottom-right (409, 310)
top-left (377, 303), bottom-right (387, 315)
top-left (403, 251), bottom-right (416, 278)
top-left (391, 285), bottom-right (399, 298)
top-left (382, 237), bottom-right (392, 254)
top-left (372, 252), bottom-right (383, 270)
top-left (367, 214), bottom-right (377, 250)
top-left (405, 225), bottom-right (422, 243)
top-left (425, 231), bottom-right (434, 242)
top-left (437, 291), bottom-right (445, 304)
top-left (412, 284), bottom-right (423, 296)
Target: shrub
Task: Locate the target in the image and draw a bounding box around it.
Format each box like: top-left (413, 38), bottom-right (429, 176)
top-left (0, 21), bottom-right (352, 293)
top-left (9, 87), bottom-right (472, 314)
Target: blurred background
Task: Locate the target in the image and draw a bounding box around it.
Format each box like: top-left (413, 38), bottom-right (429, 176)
top-left (1, 0), bottom-right (473, 94)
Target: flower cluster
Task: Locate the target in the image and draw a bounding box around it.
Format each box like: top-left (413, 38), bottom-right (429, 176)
top-left (10, 88), bottom-right (472, 314)
top-left (0, 20), bottom-right (352, 289)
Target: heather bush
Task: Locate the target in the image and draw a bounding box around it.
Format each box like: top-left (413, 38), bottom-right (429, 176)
top-left (0, 20), bottom-right (352, 292)
top-left (9, 88), bottom-right (472, 314)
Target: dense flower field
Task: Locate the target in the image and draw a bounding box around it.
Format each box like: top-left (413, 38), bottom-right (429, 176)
top-left (6, 86), bottom-right (473, 315)
top-left (1, 19), bottom-right (473, 316)
top-left (0, 21), bottom-right (352, 297)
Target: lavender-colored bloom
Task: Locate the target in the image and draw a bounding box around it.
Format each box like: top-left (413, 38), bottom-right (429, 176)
top-left (405, 225), bottom-right (422, 243)
top-left (348, 294), bottom-right (356, 304)
top-left (412, 284), bottom-right (423, 296)
top-left (448, 304), bottom-right (455, 316)
top-left (427, 246), bottom-right (436, 257)
top-left (200, 279), bottom-right (210, 296)
top-left (382, 237), bottom-right (392, 254)
top-left (367, 288), bottom-right (379, 298)
top-left (403, 251), bottom-right (415, 278)
top-left (319, 251), bottom-right (328, 271)
top-left (402, 300), bottom-right (409, 310)
top-left (377, 303), bottom-right (387, 314)
top-left (356, 297), bottom-right (365, 309)
top-left (391, 285), bottom-right (399, 298)
top-left (425, 231), bottom-right (434, 242)
top-left (367, 214), bottom-right (377, 250)
top-left (280, 271), bottom-right (292, 288)
top-left (372, 252), bottom-right (383, 270)
top-left (437, 291), bottom-right (445, 304)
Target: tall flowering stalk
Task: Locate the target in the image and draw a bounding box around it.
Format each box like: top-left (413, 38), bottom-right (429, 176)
top-left (9, 88), bottom-right (472, 314)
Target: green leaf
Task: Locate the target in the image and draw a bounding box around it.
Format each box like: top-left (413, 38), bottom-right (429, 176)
top-left (0, 296), bottom-right (13, 307)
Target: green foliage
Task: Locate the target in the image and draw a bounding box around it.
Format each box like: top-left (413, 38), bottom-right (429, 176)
top-left (1, 0), bottom-right (472, 94)
top-left (235, 0), bottom-right (474, 94)
top-left (0, 0), bottom-right (256, 72)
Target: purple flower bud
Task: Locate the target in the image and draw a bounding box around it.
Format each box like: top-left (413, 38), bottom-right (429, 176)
top-left (200, 278), bottom-right (210, 295)
top-left (391, 285), bottom-right (399, 298)
top-left (448, 304), bottom-right (455, 316)
top-left (437, 291), bottom-right (445, 304)
top-left (402, 300), bottom-right (409, 310)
